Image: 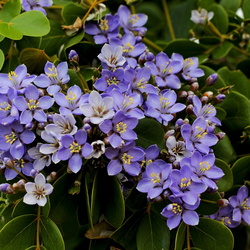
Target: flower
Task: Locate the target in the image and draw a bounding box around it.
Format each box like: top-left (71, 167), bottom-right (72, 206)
top-left (229, 185), bottom-right (250, 225)
top-left (22, 0), bottom-right (53, 16)
top-left (23, 173), bottom-right (53, 206)
top-left (191, 8), bottom-right (214, 25)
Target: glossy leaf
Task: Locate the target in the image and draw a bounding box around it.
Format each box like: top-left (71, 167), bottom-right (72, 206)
top-left (25, 246), bottom-right (47, 250)
top-left (64, 31), bottom-right (85, 51)
top-left (208, 4), bottom-right (229, 34)
top-left (40, 216), bottom-right (65, 250)
top-left (196, 192), bottom-right (221, 215)
top-left (0, 49), bottom-right (4, 70)
top-left (42, 197), bottom-right (50, 218)
top-left (220, 0), bottom-right (241, 12)
top-left (189, 217), bottom-right (234, 250)
top-left (19, 48), bottom-right (51, 74)
top-left (0, 0), bottom-right (21, 22)
top-left (134, 118), bottom-right (165, 149)
top-left (110, 210), bottom-right (145, 250)
top-left (211, 41), bottom-right (233, 59)
top-left (231, 156), bottom-right (250, 184)
top-left (0, 22), bottom-right (23, 40)
top-left (136, 209), bottom-right (170, 250)
top-left (216, 158), bottom-right (233, 192)
top-left (242, 0), bottom-right (250, 19)
top-left (11, 199), bottom-right (36, 218)
top-left (85, 220), bottom-right (115, 239)
top-left (164, 39), bottom-right (206, 58)
top-left (0, 214), bottom-right (37, 249)
top-left (174, 222), bottom-right (187, 250)
top-left (61, 3), bottom-right (87, 24)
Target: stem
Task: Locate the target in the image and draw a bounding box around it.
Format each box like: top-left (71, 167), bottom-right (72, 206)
top-left (143, 37), bottom-right (163, 52)
top-left (232, 45), bottom-right (250, 57)
top-left (81, 0), bottom-right (106, 23)
top-left (36, 206), bottom-right (41, 250)
top-left (130, 5), bottom-right (136, 14)
top-left (187, 224), bottom-right (191, 250)
top-left (12, 167), bottom-right (30, 182)
top-left (201, 199), bottom-right (217, 204)
top-left (6, 40), bottom-right (14, 60)
top-left (77, 71), bottom-right (90, 93)
top-left (161, 0), bottom-right (175, 40)
top-left (47, 5), bottom-right (63, 9)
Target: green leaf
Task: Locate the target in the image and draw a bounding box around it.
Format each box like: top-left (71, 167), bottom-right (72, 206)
top-left (110, 210), bottom-right (144, 250)
top-left (211, 41), bottom-right (233, 59)
top-left (218, 66), bottom-right (250, 99)
top-left (242, 0), bottom-right (250, 18)
top-left (0, 22), bottom-right (23, 40)
top-left (164, 39), bottom-right (206, 58)
top-left (216, 158), bottom-right (233, 191)
top-left (213, 129), bottom-right (237, 164)
top-left (196, 192), bottom-right (221, 215)
top-left (64, 31), bottom-right (84, 51)
top-left (42, 197), bottom-right (50, 218)
top-left (0, 0), bottom-right (21, 22)
top-left (231, 156), bottom-right (250, 184)
top-left (0, 49), bottom-right (4, 70)
top-left (174, 222), bottom-right (187, 250)
top-left (220, 0), bottom-right (241, 12)
top-left (236, 59), bottom-right (250, 78)
top-left (136, 210), bottom-right (170, 250)
top-left (25, 246), bottom-right (47, 250)
top-left (61, 3), bottom-right (87, 24)
top-left (11, 11), bottom-right (50, 37)
top-left (218, 91), bottom-right (250, 131)
top-left (11, 199), bottom-right (36, 218)
top-left (208, 4), bottom-right (229, 34)
top-left (199, 0), bottom-right (216, 9)
top-left (134, 118), bottom-right (165, 149)
top-left (190, 217), bottom-right (234, 250)
top-left (19, 48), bottom-right (51, 74)
top-left (40, 216), bottom-right (65, 250)
top-left (0, 214), bottom-right (37, 250)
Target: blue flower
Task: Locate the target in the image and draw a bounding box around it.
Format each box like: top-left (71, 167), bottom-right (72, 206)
top-left (22, 0), bottom-right (53, 16)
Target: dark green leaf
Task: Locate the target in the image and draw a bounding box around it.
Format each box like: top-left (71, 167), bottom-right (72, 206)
top-left (242, 0), bottom-right (250, 19)
top-left (164, 39), bottom-right (206, 58)
top-left (136, 209), bottom-right (170, 250)
top-left (236, 59), bottom-right (250, 78)
top-left (19, 48), bottom-right (51, 74)
top-left (40, 216), bottom-right (65, 250)
top-left (11, 199), bottom-right (36, 218)
top-left (0, 49), bottom-right (4, 70)
top-left (64, 31), bottom-right (84, 51)
top-left (220, 0), bottom-right (241, 12)
top-left (125, 186), bottom-right (147, 212)
top-left (211, 41), bottom-right (233, 59)
top-left (61, 3), bottom-right (87, 24)
top-left (199, 0), bottom-right (216, 9)
top-left (231, 156), bottom-right (250, 184)
top-left (190, 217), bottom-right (234, 250)
top-left (110, 210), bottom-right (145, 250)
top-left (0, 214), bottom-right (37, 250)
top-left (196, 191), bottom-right (221, 215)
top-left (42, 197), bottom-right (50, 218)
top-left (218, 66), bottom-right (250, 99)
top-left (135, 118), bottom-right (165, 149)
top-left (25, 246), bottom-right (47, 250)
top-left (174, 221), bottom-right (186, 250)
top-left (216, 158), bottom-right (233, 192)
top-left (208, 4), bottom-right (229, 34)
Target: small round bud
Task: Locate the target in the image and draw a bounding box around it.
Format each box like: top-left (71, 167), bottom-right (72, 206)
top-left (186, 104), bottom-right (194, 115)
top-left (206, 73), bottom-right (218, 86)
top-left (68, 50), bottom-right (79, 63)
top-left (146, 52), bottom-right (155, 61)
top-left (135, 35), bottom-right (142, 43)
top-left (46, 171), bottom-right (57, 182)
top-left (17, 179), bottom-right (26, 189)
top-left (200, 95), bottom-right (209, 104)
top-left (217, 199), bottom-right (229, 207)
top-left (30, 169), bottom-right (37, 177)
top-left (25, 122), bottom-right (35, 130)
top-left (216, 131), bottom-right (226, 141)
top-left (214, 94), bottom-right (226, 103)
top-left (153, 195), bottom-right (164, 203)
top-left (203, 91), bottom-right (213, 99)
top-left (190, 82), bottom-right (199, 92)
top-left (0, 183), bottom-right (12, 193)
top-left (37, 122), bottom-right (45, 130)
top-left (178, 90), bottom-right (188, 99)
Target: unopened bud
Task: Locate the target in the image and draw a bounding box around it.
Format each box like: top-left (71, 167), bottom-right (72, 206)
top-left (190, 82), bottom-right (199, 92)
top-left (203, 91), bottom-right (213, 99)
top-left (17, 179), bottom-right (26, 189)
top-left (186, 104), bottom-right (194, 115)
top-left (25, 122), bottom-right (35, 130)
top-left (46, 171), bottom-right (57, 182)
top-left (216, 131), bottom-right (226, 141)
top-left (68, 50), bottom-right (79, 63)
top-left (206, 73), bottom-right (218, 86)
top-left (37, 122), bottom-right (45, 130)
top-left (146, 52), bottom-right (155, 61)
top-left (0, 183), bottom-right (13, 193)
top-left (178, 90), bottom-right (188, 99)
top-left (30, 169), bottom-right (37, 177)
top-left (200, 95), bottom-right (209, 104)
top-left (214, 94), bottom-right (226, 103)
top-left (217, 198), bottom-right (229, 207)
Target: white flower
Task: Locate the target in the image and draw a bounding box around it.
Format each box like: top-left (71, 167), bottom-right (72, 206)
top-left (23, 173), bottom-right (53, 206)
top-left (191, 9), bottom-right (214, 25)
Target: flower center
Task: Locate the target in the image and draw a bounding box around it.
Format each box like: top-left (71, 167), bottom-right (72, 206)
top-left (28, 99), bottom-right (39, 110)
top-left (116, 122), bottom-right (127, 133)
top-left (242, 198), bottom-right (250, 210)
top-left (199, 161), bottom-right (211, 172)
top-left (180, 177), bottom-right (192, 189)
top-left (0, 101), bottom-right (11, 111)
top-left (121, 153), bottom-right (133, 164)
top-left (66, 91), bottom-right (77, 103)
top-left (171, 203), bottom-right (182, 214)
top-left (5, 131), bottom-right (17, 144)
top-left (69, 141), bottom-right (82, 153)
top-left (99, 19), bottom-right (109, 31)
top-left (150, 172), bottom-right (161, 183)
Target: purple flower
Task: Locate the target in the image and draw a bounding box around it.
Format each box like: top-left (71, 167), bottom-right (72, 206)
top-left (54, 85), bottom-right (85, 115)
top-left (192, 95), bottom-right (221, 125)
top-left (145, 52), bottom-right (182, 89)
top-left (0, 89), bottom-right (19, 125)
top-left (22, 0), bottom-right (53, 15)
top-left (169, 165), bottom-right (207, 205)
top-left (181, 117), bottom-right (218, 154)
top-left (181, 151), bottom-right (224, 190)
top-left (161, 196), bottom-right (200, 229)
top-left (191, 8), bottom-right (214, 25)
top-left (117, 5), bottom-right (148, 34)
top-left (181, 57), bottom-right (204, 81)
top-left (0, 64), bottom-right (36, 94)
top-left (99, 110), bottom-right (138, 148)
top-left (105, 141), bottom-right (145, 176)
top-left (145, 90), bottom-right (186, 126)
top-left (57, 129), bottom-right (93, 173)
top-left (23, 173), bottom-right (53, 206)
top-left (0, 121), bottom-right (35, 159)
top-left (80, 90), bottom-right (114, 124)
top-left (97, 44), bottom-right (126, 68)
top-left (229, 185), bottom-right (250, 225)
top-left (14, 84), bottom-right (54, 124)
top-left (141, 144), bottom-right (160, 167)
top-left (136, 161), bottom-right (172, 199)
top-left (84, 14), bottom-right (120, 44)
top-left (34, 61), bottom-right (70, 95)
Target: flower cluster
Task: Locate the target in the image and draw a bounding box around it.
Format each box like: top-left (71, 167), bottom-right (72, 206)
top-left (0, 4), bottom-right (248, 232)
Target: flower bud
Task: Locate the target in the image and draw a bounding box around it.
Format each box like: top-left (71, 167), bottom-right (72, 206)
top-left (178, 90), bottom-right (188, 99)
top-left (146, 52), bottom-right (155, 61)
top-left (203, 91), bottom-right (213, 99)
top-left (68, 50), bottom-right (79, 63)
top-left (214, 94), bottom-right (226, 103)
top-left (0, 183), bottom-right (12, 193)
top-left (25, 122), bottom-right (36, 130)
top-left (186, 104), bottom-right (194, 115)
top-left (216, 131), bottom-right (226, 141)
top-left (30, 169), bottom-right (37, 177)
top-left (190, 82), bottom-right (199, 92)
top-left (217, 198), bottom-right (229, 207)
top-left (200, 95), bottom-right (209, 104)
top-left (206, 73), bottom-right (218, 86)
